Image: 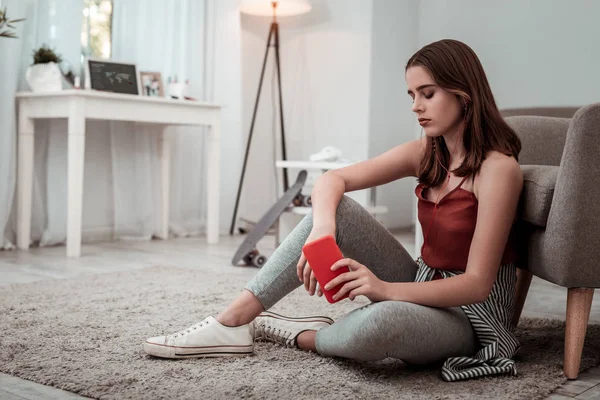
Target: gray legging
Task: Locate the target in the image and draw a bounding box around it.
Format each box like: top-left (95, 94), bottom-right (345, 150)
top-left (245, 195), bottom-right (478, 365)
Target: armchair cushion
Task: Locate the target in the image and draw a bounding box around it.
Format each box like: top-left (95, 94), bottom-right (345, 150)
top-left (519, 165), bottom-right (559, 228)
top-left (506, 116), bottom-right (569, 166)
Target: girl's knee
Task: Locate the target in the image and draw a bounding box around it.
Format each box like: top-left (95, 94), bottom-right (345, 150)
top-left (336, 195), bottom-right (362, 218)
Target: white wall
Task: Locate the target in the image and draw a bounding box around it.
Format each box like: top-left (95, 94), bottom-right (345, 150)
top-left (212, 0), bottom-right (244, 234)
top-left (239, 0), bottom-right (373, 223)
top-left (417, 0), bottom-right (600, 109)
top-left (368, 0), bottom-right (419, 229)
top-left (237, 0), bottom-right (600, 231)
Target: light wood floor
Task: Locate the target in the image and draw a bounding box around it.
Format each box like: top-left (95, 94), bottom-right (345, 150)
top-left (0, 230), bottom-right (598, 399)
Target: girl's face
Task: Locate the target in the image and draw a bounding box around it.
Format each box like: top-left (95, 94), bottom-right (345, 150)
top-left (406, 66), bottom-right (464, 137)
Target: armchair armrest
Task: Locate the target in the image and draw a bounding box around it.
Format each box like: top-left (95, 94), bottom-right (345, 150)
top-left (543, 103), bottom-right (600, 286)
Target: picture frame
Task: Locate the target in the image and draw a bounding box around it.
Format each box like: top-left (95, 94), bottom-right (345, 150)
top-left (84, 57), bottom-right (142, 95)
top-left (139, 71), bottom-right (165, 97)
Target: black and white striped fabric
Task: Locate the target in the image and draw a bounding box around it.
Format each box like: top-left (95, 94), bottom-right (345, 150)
top-left (414, 256), bottom-right (521, 381)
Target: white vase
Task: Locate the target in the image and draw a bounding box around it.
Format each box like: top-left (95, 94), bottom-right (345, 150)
top-left (25, 62), bottom-right (63, 92)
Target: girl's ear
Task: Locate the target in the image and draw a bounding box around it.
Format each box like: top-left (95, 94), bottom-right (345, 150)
top-left (461, 97), bottom-right (471, 116)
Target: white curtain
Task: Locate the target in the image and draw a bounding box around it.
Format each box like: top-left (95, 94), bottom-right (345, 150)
top-left (1, 0), bottom-right (243, 249)
top-left (0, 0), bottom-right (83, 249)
top-left (110, 0), bottom-right (208, 240)
top-left (0, 0), bottom-right (28, 249)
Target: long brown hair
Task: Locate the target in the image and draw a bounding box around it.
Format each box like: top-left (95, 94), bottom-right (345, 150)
top-left (406, 39), bottom-right (521, 187)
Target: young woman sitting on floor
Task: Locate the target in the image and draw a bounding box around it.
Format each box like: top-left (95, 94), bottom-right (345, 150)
top-left (144, 38), bottom-right (523, 382)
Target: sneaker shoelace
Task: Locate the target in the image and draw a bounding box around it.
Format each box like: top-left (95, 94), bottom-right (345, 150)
top-left (172, 320), bottom-right (207, 338)
top-left (258, 323), bottom-right (295, 348)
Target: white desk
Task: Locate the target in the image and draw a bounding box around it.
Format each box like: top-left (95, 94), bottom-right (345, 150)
top-left (16, 90), bottom-right (222, 257)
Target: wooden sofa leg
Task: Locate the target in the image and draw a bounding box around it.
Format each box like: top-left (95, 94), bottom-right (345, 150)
top-left (512, 269), bottom-right (533, 329)
top-left (564, 288), bottom-right (594, 379)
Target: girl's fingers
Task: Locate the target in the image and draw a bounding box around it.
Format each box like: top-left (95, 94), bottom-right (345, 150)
top-left (303, 263), bottom-right (313, 291)
top-left (309, 271), bottom-right (318, 295)
top-left (333, 279), bottom-right (362, 300)
top-left (297, 254), bottom-right (307, 282)
top-left (324, 271), bottom-right (357, 291)
top-left (331, 258), bottom-right (360, 271)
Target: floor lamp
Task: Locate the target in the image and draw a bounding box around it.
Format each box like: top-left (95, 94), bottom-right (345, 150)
top-left (230, 0), bottom-right (312, 235)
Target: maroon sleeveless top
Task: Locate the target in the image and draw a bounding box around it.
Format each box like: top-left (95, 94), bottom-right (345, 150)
top-left (415, 175), bottom-right (518, 272)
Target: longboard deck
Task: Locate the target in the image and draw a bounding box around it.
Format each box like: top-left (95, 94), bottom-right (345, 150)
top-left (232, 170), bottom-right (308, 267)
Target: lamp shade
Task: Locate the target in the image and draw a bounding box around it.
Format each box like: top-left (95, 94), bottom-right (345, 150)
top-left (240, 0), bottom-right (311, 17)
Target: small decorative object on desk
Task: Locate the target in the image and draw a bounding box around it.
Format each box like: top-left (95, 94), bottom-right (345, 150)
top-left (25, 44), bottom-right (63, 92)
top-left (0, 7), bottom-right (25, 39)
top-left (167, 75), bottom-right (195, 100)
top-left (309, 146), bottom-right (349, 163)
top-left (140, 71), bottom-right (164, 97)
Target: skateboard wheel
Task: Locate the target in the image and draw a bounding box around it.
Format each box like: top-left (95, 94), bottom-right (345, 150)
top-left (292, 193), bottom-right (304, 207)
top-left (253, 255), bottom-right (267, 268)
top-left (302, 195), bottom-right (312, 207)
top-left (243, 249), bottom-right (259, 265)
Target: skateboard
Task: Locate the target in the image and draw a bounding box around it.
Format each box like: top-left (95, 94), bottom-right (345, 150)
top-left (236, 217), bottom-right (278, 235)
top-left (232, 170), bottom-right (309, 268)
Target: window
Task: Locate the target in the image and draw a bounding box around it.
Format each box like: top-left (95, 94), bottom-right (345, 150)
top-left (81, 0), bottom-right (113, 60)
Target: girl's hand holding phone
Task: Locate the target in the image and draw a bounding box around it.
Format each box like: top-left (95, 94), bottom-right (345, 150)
top-left (325, 258), bottom-right (389, 302)
top-left (301, 234), bottom-right (390, 304)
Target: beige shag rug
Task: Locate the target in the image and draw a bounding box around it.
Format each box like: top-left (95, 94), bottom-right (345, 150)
top-left (1, 265), bottom-right (599, 400)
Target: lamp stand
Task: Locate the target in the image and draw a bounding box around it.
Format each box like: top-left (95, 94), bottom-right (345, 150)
top-left (230, 15), bottom-right (290, 235)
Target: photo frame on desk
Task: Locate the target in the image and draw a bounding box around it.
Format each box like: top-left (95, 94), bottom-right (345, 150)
top-left (84, 58), bottom-right (142, 95)
top-left (140, 71), bottom-right (164, 97)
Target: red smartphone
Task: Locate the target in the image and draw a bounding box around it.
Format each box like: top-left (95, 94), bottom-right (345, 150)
top-left (302, 235), bottom-right (350, 304)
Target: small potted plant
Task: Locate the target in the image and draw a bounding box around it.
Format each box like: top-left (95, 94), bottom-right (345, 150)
top-left (0, 7), bottom-right (25, 39)
top-left (25, 44), bottom-right (64, 92)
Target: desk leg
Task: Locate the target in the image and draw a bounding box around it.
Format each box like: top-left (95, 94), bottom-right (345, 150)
top-left (67, 107), bottom-right (85, 258)
top-left (206, 119), bottom-right (220, 244)
top-left (369, 186), bottom-right (377, 218)
top-left (17, 115), bottom-right (34, 250)
top-left (158, 128), bottom-right (171, 240)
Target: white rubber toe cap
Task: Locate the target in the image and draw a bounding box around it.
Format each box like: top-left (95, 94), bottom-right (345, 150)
top-left (143, 336), bottom-right (174, 358)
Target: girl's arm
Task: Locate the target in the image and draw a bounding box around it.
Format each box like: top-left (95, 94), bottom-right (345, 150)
top-left (311, 137), bottom-right (425, 230)
top-left (385, 155), bottom-right (523, 307)
top-left (301, 138), bottom-right (427, 295)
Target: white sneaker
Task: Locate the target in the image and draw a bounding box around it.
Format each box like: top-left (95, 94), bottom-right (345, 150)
top-left (253, 311), bottom-right (334, 348)
top-left (143, 316), bottom-right (254, 359)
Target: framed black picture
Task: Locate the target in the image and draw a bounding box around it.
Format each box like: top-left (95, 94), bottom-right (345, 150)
top-left (84, 58), bottom-right (141, 95)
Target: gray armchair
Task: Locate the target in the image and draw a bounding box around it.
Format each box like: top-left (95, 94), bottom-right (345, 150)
top-left (505, 103), bottom-right (600, 379)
